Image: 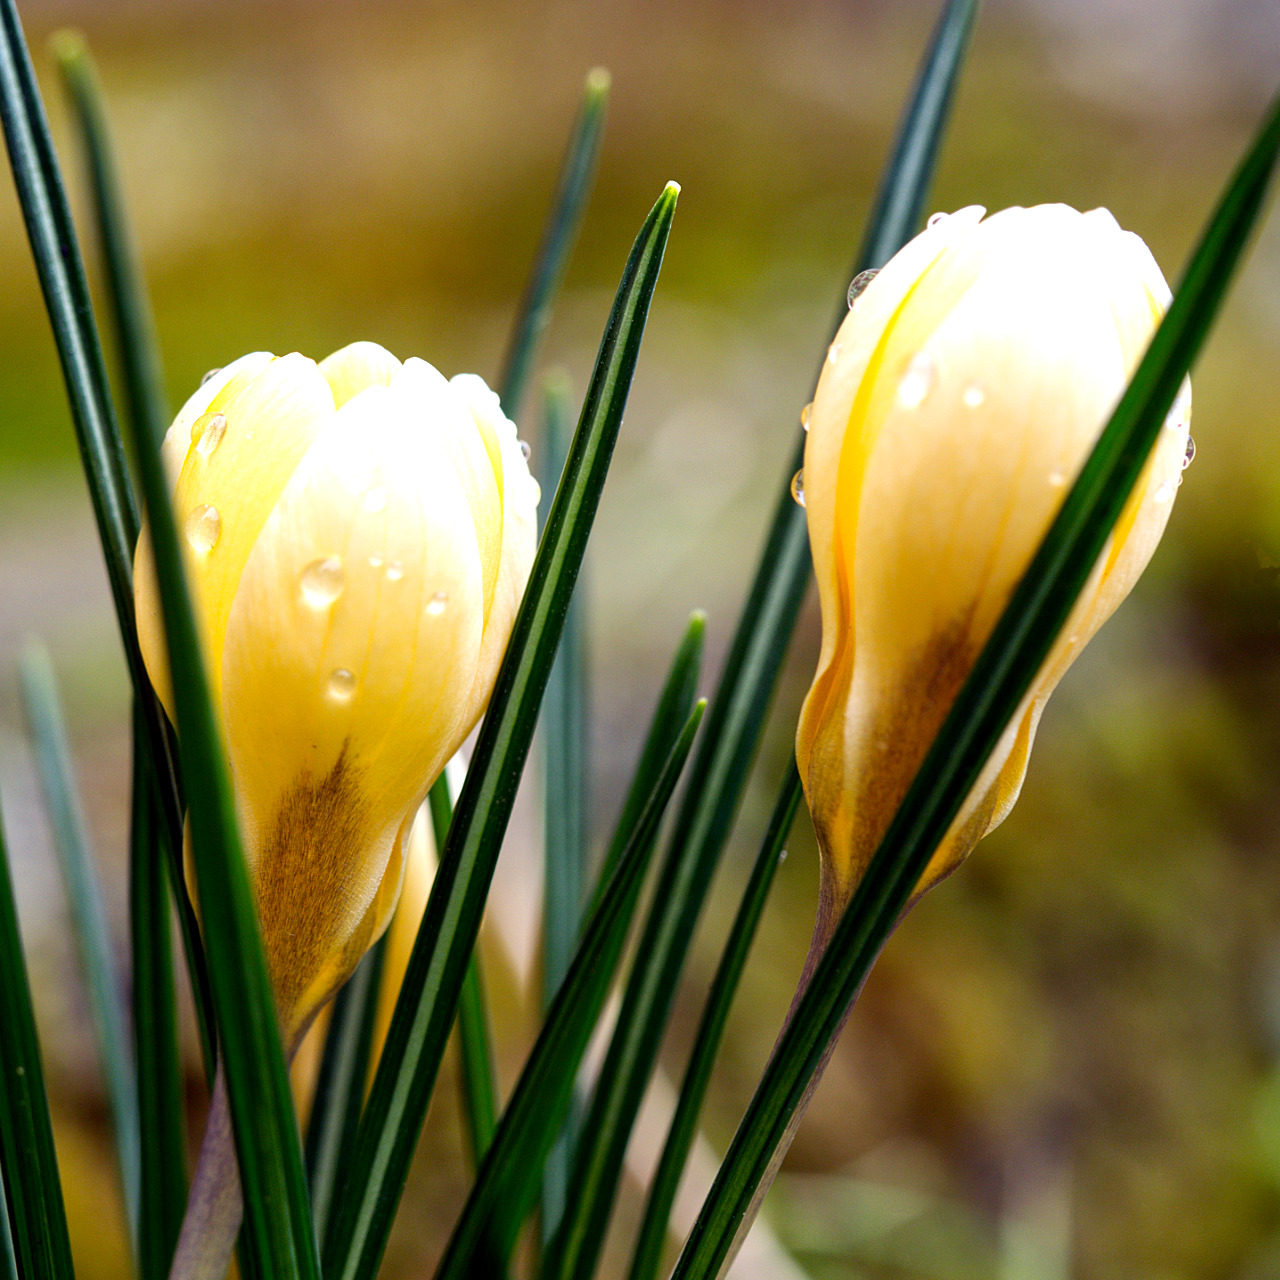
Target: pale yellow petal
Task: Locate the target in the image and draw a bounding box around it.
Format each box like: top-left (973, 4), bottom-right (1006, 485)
top-left (319, 342), bottom-right (403, 409)
top-left (219, 383), bottom-right (486, 1028)
top-left (170, 354), bottom-right (336, 708)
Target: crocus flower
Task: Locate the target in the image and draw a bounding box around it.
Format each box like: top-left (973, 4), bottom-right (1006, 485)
top-left (135, 342), bottom-right (537, 1046)
top-left (797, 204), bottom-right (1190, 924)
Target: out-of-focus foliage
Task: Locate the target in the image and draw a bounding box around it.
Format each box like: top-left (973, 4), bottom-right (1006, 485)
top-left (2, 2), bottom-right (1279, 1279)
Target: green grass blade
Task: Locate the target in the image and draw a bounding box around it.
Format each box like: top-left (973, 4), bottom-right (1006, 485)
top-left (123, 222), bottom-right (319, 1280)
top-left (129, 703), bottom-right (188, 1280)
top-left (17, 642), bottom-right (141, 1251)
top-left (0, 4), bottom-right (214, 1071)
top-left (498, 68), bottom-right (610, 420)
top-left (627, 763), bottom-right (801, 1280)
top-left (0, 809), bottom-right (76, 1280)
top-left (456, 952), bottom-right (498, 1166)
top-left (854, 0), bottom-right (980, 297)
top-left (307, 941), bottom-right (387, 1251)
top-left (0, 1173), bottom-right (17, 1280)
top-left (435, 700), bottom-right (707, 1279)
top-left (321, 181), bottom-right (679, 1280)
top-left (539, 372), bottom-right (589, 1238)
top-left (52, 31), bottom-right (170, 460)
top-left (541, 371), bottom-right (588, 1010)
top-left (540, 9), bottom-right (979, 1278)
top-left (51, 32), bottom-right (217, 1074)
top-left (588, 613), bottom-right (705, 918)
top-left (426, 774), bottom-right (499, 1169)
top-left (669, 85), bottom-right (1280, 1280)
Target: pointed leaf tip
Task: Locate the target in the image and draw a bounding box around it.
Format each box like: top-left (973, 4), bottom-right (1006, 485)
top-left (585, 66), bottom-right (611, 96)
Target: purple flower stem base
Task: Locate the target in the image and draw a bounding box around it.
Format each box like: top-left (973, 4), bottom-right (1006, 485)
top-left (168, 1063), bottom-right (243, 1280)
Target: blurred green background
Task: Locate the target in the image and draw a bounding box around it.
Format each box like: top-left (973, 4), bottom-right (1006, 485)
top-left (2, 0), bottom-right (1280, 1277)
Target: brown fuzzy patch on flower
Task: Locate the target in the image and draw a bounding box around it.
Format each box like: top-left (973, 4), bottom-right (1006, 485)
top-left (256, 742), bottom-right (371, 1038)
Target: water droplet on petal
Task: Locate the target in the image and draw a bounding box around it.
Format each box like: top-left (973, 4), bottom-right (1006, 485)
top-left (185, 504), bottom-right (221, 553)
top-left (1182, 436), bottom-right (1195, 470)
top-left (200, 367), bottom-right (221, 386)
top-left (897, 352), bottom-right (936, 408)
top-left (383, 560), bottom-right (403, 582)
top-left (426, 591), bottom-right (449, 617)
top-left (1048, 469), bottom-right (1066, 488)
top-left (961, 382), bottom-right (986, 409)
top-left (927, 211), bottom-right (948, 228)
top-left (363, 485), bottom-right (388, 513)
top-left (826, 341), bottom-right (842, 365)
top-left (1154, 479), bottom-right (1177, 503)
top-left (326, 668), bottom-right (356, 703)
top-left (790, 470), bottom-right (806, 507)
top-left (778, 848), bottom-right (789, 864)
top-left (300, 556), bottom-right (344, 607)
top-left (846, 269), bottom-right (878, 308)
top-left (369, 552), bottom-right (384, 570)
top-left (800, 401), bottom-right (813, 432)
top-left (519, 440), bottom-right (532, 462)
top-left (194, 411), bottom-right (227, 456)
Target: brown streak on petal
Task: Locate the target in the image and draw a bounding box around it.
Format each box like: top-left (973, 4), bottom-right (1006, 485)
top-left (256, 742), bottom-right (370, 1040)
top-left (820, 611), bottom-right (979, 910)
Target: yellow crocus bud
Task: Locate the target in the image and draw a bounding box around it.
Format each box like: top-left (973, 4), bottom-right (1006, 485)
top-left (796, 204), bottom-right (1190, 921)
top-left (134, 342), bottom-right (538, 1048)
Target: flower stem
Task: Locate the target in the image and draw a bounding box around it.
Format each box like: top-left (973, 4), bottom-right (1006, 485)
top-left (168, 1064), bottom-right (243, 1280)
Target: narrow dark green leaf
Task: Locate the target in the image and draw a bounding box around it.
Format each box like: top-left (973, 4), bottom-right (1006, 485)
top-left (122, 201), bottom-right (319, 1280)
top-left (435, 700), bottom-right (707, 1280)
top-left (18, 641), bottom-right (141, 1249)
top-left (627, 763), bottom-right (801, 1280)
top-left (0, 1172), bottom-right (17, 1280)
top-left (588, 613), bottom-right (705, 918)
top-left (539, 372), bottom-right (589, 1239)
top-left (498, 67), bottom-right (611, 420)
top-left (0, 810), bottom-right (76, 1280)
top-left (52, 32), bottom-right (170, 462)
top-left (0, 4), bottom-right (213, 1069)
top-left (52, 30), bottom-right (217, 1077)
top-left (321, 182), bottom-right (679, 1280)
top-left (427, 774), bottom-right (499, 1169)
top-left (670, 85), bottom-right (1280, 1280)
top-left (541, 7), bottom-right (979, 1277)
top-left (129, 703), bottom-right (188, 1280)
top-left (307, 940), bottom-right (386, 1251)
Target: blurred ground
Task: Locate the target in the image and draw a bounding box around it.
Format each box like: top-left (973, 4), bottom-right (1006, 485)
top-left (2, 0), bottom-right (1280, 1278)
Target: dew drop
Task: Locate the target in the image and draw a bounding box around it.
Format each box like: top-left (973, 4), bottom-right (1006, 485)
top-left (826, 340), bottom-right (842, 365)
top-left (519, 440), bottom-right (532, 462)
top-left (961, 382), bottom-right (986, 409)
top-left (778, 848), bottom-right (789, 865)
top-left (1182, 436), bottom-right (1196, 470)
top-left (846, 269), bottom-right (878, 309)
top-left (1154, 479), bottom-right (1177, 503)
top-left (369, 552), bottom-right (384, 570)
top-left (363, 485), bottom-right (388, 513)
top-left (927, 211), bottom-right (948, 228)
top-left (897, 352), bottom-right (936, 408)
top-left (200, 367), bottom-right (222, 386)
top-left (300, 556), bottom-right (344, 607)
top-left (426, 591), bottom-right (449, 617)
top-left (800, 401), bottom-right (813, 432)
top-left (326, 668), bottom-right (356, 704)
top-left (384, 560), bottom-right (404, 582)
top-left (185, 504), bottom-right (221, 553)
top-left (194, 411), bottom-right (227, 457)
top-left (790, 469), bottom-right (806, 507)
top-left (1048, 469), bottom-right (1066, 488)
